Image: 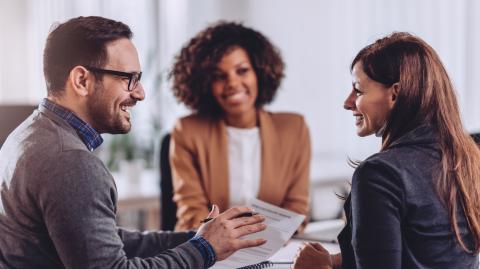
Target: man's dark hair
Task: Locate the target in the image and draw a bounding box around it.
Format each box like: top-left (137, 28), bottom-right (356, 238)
top-left (43, 16), bottom-right (132, 96)
top-left (170, 21), bottom-right (285, 117)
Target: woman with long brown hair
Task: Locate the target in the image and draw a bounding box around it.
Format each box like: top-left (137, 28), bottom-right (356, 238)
top-left (294, 32), bottom-right (480, 268)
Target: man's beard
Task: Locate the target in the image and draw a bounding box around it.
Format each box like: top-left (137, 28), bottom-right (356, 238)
top-left (86, 82), bottom-right (131, 134)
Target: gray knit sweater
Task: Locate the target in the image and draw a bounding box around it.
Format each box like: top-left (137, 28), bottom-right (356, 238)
top-left (0, 107), bottom-right (205, 268)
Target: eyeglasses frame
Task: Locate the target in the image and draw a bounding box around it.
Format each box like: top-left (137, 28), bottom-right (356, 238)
top-left (85, 66), bottom-right (142, 92)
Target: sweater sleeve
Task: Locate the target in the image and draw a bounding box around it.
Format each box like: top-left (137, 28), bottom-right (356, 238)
top-left (351, 160), bottom-right (404, 269)
top-left (117, 228), bottom-right (195, 258)
top-left (119, 229), bottom-right (216, 268)
top-left (38, 150), bottom-right (205, 269)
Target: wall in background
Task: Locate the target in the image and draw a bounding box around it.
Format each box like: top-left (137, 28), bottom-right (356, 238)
top-left (0, 0), bottom-right (29, 104)
top-left (155, 0), bottom-right (480, 180)
top-left (239, 0), bottom-right (480, 168)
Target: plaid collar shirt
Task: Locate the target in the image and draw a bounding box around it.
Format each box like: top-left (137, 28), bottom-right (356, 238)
top-left (41, 98), bottom-right (103, 151)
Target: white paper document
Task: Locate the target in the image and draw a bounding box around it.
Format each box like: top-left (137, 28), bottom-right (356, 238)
top-left (211, 198), bottom-right (305, 269)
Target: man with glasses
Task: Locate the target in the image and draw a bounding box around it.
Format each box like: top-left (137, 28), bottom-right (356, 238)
top-left (0, 16), bottom-right (266, 269)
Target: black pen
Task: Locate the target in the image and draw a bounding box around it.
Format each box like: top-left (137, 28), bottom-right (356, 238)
top-left (200, 212), bottom-right (259, 224)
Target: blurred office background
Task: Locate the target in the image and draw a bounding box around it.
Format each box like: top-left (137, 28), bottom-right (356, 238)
top-left (1, 0), bottom-right (480, 230)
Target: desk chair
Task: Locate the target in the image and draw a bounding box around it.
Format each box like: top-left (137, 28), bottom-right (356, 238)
top-left (472, 133), bottom-right (480, 144)
top-left (0, 104), bottom-right (37, 147)
top-left (159, 133), bottom-right (177, 231)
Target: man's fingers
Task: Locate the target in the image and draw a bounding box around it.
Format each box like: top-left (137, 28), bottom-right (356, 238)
top-left (234, 223), bottom-right (267, 237)
top-left (297, 243), bottom-right (319, 257)
top-left (231, 214), bottom-right (265, 228)
top-left (234, 238), bottom-right (267, 250)
top-left (206, 204), bottom-right (220, 219)
top-left (310, 242), bottom-right (327, 252)
top-left (221, 206), bottom-right (254, 220)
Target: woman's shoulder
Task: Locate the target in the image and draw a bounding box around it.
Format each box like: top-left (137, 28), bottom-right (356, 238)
top-left (352, 154), bottom-right (406, 201)
top-left (262, 111), bottom-right (307, 129)
top-left (354, 151), bottom-right (407, 183)
top-left (265, 111), bottom-right (305, 121)
top-left (362, 142), bottom-right (438, 174)
top-left (357, 149), bottom-right (409, 177)
top-left (173, 114), bottom-right (216, 131)
top-left (354, 145), bottom-right (436, 192)
top-left (356, 153), bottom-right (396, 175)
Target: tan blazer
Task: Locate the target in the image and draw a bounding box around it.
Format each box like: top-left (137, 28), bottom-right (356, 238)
top-left (170, 110), bottom-right (311, 231)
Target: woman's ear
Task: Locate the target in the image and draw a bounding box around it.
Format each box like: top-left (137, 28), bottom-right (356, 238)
top-left (389, 82), bottom-right (400, 108)
top-left (68, 66), bottom-right (92, 97)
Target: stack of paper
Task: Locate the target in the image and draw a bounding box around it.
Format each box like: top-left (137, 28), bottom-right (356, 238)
top-left (211, 198), bottom-right (305, 269)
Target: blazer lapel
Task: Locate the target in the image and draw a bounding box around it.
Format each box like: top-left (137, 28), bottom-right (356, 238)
top-left (257, 110), bottom-right (281, 204)
top-left (208, 119), bottom-right (230, 212)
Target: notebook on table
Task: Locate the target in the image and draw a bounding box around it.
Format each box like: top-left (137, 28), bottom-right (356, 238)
top-left (235, 242), bottom-right (299, 268)
top-left (237, 261), bottom-right (292, 269)
top-left (233, 235), bottom-right (342, 269)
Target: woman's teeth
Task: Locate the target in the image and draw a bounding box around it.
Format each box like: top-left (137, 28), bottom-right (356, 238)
top-left (355, 115), bottom-right (364, 125)
top-left (226, 91), bottom-right (246, 101)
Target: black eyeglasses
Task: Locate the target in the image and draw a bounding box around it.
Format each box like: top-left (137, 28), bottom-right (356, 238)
top-left (86, 66), bottom-right (142, 92)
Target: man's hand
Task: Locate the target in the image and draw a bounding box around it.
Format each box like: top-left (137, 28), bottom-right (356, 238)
top-left (196, 205), bottom-right (267, 261)
top-left (293, 242), bottom-right (333, 269)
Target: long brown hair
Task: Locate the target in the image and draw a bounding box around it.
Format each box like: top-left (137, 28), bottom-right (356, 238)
top-left (352, 32), bottom-right (480, 253)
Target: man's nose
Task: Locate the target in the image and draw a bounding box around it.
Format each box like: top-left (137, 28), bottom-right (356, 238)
top-left (131, 82), bottom-right (145, 101)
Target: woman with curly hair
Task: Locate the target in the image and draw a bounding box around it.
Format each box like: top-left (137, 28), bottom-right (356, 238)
top-left (293, 32), bottom-right (480, 269)
top-left (169, 21), bottom-right (311, 231)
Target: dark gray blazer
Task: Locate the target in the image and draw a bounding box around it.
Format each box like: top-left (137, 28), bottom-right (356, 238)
top-left (338, 125), bottom-right (479, 269)
top-left (0, 107), bottom-right (205, 269)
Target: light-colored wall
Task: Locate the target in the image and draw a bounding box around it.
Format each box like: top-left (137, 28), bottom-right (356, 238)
top-left (0, 0), bottom-right (30, 104)
top-left (241, 0), bottom-right (480, 162)
top-left (466, 0), bottom-right (480, 133)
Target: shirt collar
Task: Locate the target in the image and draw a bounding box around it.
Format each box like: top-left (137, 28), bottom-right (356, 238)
top-left (41, 98), bottom-right (103, 151)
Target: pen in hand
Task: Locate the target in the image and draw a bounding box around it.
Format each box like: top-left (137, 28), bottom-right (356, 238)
top-left (200, 212), bottom-right (259, 224)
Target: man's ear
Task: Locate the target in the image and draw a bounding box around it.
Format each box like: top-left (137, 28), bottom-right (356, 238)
top-left (68, 66), bottom-right (93, 97)
top-left (389, 82), bottom-right (400, 108)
